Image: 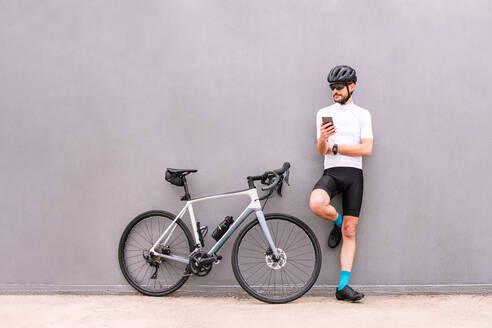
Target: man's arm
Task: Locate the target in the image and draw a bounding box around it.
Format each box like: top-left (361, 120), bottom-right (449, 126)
top-left (317, 122), bottom-right (336, 155)
top-left (338, 138), bottom-right (373, 156)
top-left (317, 137), bottom-right (329, 156)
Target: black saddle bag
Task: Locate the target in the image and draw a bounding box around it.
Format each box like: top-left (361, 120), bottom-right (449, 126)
top-left (165, 170), bottom-right (184, 186)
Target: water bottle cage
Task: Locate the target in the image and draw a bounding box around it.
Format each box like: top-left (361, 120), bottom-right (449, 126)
top-left (197, 222), bottom-right (208, 248)
top-left (211, 216), bottom-right (234, 241)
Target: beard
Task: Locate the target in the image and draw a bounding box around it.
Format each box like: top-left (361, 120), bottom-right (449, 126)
top-left (333, 93), bottom-right (349, 104)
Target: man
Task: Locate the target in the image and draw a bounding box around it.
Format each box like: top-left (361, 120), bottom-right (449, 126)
top-left (309, 65), bottom-right (373, 302)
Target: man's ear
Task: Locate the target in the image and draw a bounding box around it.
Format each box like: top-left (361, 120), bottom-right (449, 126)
top-left (349, 83), bottom-right (356, 92)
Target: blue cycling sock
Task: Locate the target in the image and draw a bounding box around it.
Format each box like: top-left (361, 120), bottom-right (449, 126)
top-left (338, 270), bottom-right (351, 291)
top-left (334, 212), bottom-right (343, 228)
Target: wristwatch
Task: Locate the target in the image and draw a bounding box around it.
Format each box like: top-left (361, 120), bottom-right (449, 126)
top-left (332, 144), bottom-right (338, 155)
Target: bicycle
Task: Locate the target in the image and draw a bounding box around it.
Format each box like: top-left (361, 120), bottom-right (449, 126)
top-left (118, 162), bottom-right (322, 303)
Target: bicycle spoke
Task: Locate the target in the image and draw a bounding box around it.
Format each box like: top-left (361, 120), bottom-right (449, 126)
top-left (132, 227), bottom-right (152, 247)
top-left (128, 234), bottom-right (150, 248)
top-left (125, 253), bottom-right (144, 259)
top-left (144, 219), bottom-right (153, 245)
top-left (243, 262), bottom-right (266, 279)
top-left (284, 222), bottom-right (296, 246)
top-left (249, 228), bottom-right (268, 249)
top-left (289, 259), bottom-right (315, 269)
top-left (239, 244), bottom-right (264, 253)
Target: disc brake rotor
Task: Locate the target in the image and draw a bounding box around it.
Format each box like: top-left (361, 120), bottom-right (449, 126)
top-left (265, 248), bottom-right (287, 269)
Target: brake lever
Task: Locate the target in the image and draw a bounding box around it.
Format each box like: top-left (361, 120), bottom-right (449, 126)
top-left (275, 168), bottom-right (290, 197)
top-left (284, 168), bottom-right (290, 186)
top-left (276, 177), bottom-right (283, 197)
top-left (261, 171), bottom-right (280, 191)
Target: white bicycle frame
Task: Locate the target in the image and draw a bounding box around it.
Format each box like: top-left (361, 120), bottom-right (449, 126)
top-left (149, 188), bottom-right (279, 264)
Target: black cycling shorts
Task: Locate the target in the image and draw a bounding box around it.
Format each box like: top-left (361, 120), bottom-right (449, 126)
top-left (312, 166), bottom-right (364, 217)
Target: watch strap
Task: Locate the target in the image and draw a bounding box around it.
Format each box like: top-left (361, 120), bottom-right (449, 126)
top-left (333, 144), bottom-right (338, 155)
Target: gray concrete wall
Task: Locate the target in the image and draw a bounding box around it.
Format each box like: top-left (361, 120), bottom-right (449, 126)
top-left (1, 0), bottom-right (491, 292)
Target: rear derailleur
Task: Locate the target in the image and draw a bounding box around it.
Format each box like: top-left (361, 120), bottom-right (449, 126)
top-left (143, 244), bottom-right (171, 279)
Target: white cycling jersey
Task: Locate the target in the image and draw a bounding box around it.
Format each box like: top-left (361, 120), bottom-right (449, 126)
top-left (316, 102), bottom-right (373, 170)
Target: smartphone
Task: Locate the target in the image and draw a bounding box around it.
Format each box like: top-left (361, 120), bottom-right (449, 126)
top-left (322, 117), bottom-right (333, 126)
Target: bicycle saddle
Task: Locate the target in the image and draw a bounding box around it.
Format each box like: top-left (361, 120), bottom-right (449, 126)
top-left (166, 168), bottom-right (197, 175)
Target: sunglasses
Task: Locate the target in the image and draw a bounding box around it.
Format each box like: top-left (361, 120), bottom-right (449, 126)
top-left (329, 83), bottom-right (347, 91)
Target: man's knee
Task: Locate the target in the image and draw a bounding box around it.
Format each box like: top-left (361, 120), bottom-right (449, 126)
top-left (342, 226), bottom-right (356, 238)
top-left (342, 217), bottom-right (358, 238)
top-left (309, 189), bottom-right (330, 214)
top-left (309, 197), bottom-right (323, 214)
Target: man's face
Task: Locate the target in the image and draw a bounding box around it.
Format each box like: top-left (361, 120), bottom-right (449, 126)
top-left (331, 82), bottom-right (355, 104)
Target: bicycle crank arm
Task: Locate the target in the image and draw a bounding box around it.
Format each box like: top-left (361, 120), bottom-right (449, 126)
top-left (197, 254), bottom-right (222, 266)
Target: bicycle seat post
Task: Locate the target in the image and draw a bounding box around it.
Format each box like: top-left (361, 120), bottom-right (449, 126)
top-left (181, 176), bottom-right (191, 201)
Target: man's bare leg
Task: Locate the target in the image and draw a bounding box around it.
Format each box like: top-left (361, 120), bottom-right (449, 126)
top-left (340, 215), bottom-right (358, 271)
top-left (309, 189), bottom-right (338, 221)
top-left (310, 190), bottom-right (363, 300)
top-left (335, 215), bottom-right (364, 301)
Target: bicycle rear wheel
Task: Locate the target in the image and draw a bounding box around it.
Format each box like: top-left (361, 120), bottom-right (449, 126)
top-left (118, 210), bottom-right (194, 296)
top-left (231, 213), bottom-right (321, 303)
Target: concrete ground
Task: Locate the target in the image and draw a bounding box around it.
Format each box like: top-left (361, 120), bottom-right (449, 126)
top-left (1, 294), bottom-right (491, 328)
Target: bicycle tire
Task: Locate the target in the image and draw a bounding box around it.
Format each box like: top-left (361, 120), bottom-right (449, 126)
top-left (231, 213), bottom-right (321, 303)
top-left (118, 210), bottom-right (194, 296)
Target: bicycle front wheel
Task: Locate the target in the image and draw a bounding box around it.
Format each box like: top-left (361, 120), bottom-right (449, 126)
top-left (118, 210), bottom-right (194, 296)
top-left (231, 213), bottom-right (321, 303)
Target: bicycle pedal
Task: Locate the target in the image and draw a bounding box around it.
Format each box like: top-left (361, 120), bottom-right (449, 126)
top-left (213, 255), bottom-right (223, 264)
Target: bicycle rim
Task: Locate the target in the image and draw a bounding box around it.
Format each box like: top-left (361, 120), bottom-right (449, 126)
top-left (232, 213), bottom-right (321, 303)
top-left (118, 210), bottom-right (193, 296)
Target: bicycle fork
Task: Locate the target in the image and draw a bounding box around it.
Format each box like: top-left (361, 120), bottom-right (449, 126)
top-left (255, 210), bottom-right (280, 259)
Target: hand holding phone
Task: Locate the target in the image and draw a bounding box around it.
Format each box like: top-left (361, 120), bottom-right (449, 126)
top-left (320, 116), bottom-right (336, 140)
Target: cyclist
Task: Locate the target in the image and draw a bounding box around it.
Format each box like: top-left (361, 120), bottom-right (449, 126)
top-left (309, 65), bottom-right (373, 302)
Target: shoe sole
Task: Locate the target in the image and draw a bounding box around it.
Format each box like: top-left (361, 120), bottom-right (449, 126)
top-left (328, 241), bottom-right (341, 248)
top-left (336, 294), bottom-right (364, 302)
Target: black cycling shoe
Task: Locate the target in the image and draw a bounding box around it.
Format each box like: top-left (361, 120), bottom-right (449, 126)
top-left (328, 223), bottom-right (342, 248)
top-left (335, 285), bottom-right (364, 302)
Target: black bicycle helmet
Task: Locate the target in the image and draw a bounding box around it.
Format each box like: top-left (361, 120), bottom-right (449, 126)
top-left (327, 65), bottom-right (357, 84)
